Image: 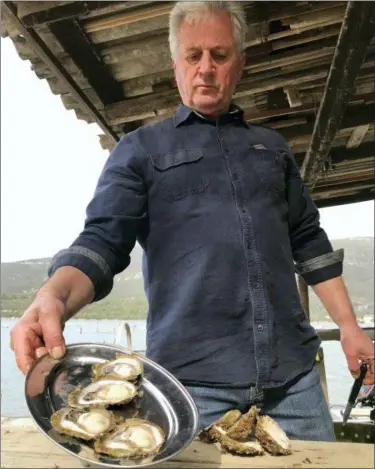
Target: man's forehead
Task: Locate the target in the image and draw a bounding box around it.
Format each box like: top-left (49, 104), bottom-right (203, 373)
top-left (184, 43), bottom-right (231, 51)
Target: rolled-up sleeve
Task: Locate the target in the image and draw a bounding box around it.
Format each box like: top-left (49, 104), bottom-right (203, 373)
top-left (48, 134), bottom-right (147, 301)
top-left (282, 142), bottom-right (344, 285)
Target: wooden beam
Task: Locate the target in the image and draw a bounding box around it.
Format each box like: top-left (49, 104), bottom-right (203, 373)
top-left (1, 1), bottom-right (119, 145)
top-left (279, 103), bottom-right (375, 140)
top-left (300, 1), bottom-right (375, 189)
top-left (346, 125), bottom-right (371, 148)
top-left (17, 2), bottom-right (120, 27)
top-left (294, 140), bottom-right (375, 166)
top-left (104, 65), bottom-right (331, 126)
top-left (314, 188), bottom-right (375, 208)
top-left (48, 19), bottom-right (124, 105)
top-left (17, 2), bottom-right (153, 27)
top-left (297, 276), bottom-right (310, 321)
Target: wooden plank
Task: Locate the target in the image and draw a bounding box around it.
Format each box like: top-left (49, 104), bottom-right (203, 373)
top-left (1, 417), bottom-right (374, 468)
top-left (82, 3), bottom-right (173, 33)
top-left (346, 125), bottom-right (371, 148)
top-left (284, 88), bottom-right (302, 107)
top-left (283, 5), bottom-right (346, 30)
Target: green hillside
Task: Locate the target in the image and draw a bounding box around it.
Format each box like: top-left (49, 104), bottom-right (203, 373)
top-left (1, 238), bottom-right (373, 322)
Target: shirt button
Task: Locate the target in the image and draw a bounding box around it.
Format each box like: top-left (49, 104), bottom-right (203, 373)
top-left (233, 172), bottom-right (238, 180)
top-left (257, 324), bottom-right (264, 331)
top-left (253, 281), bottom-right (260, 289)
top-left (241, 207), bottom-right (246, 213)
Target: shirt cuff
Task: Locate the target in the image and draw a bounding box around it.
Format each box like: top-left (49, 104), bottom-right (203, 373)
top-left (48, 246), bottom-right (114, 302)
top-left (295, 248), bottom-right (344, 285)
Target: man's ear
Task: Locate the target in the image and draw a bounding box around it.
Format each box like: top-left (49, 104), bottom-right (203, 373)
top-left (238, 52), bottom-right (246, 79)
top-left (172, 59), bottom-right (177, 72)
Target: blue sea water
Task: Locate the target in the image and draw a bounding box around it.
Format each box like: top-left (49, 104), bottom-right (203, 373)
top-left (0, 318), bottom-right (360, 418)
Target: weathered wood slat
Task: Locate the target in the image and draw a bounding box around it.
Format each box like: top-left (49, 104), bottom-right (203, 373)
top-left (1, 417), bottom-right (374, 468)
top-left (346, 125), bottom-right (371, 148)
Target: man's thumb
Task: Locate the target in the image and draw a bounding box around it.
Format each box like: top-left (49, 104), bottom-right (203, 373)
top-left (346, 354), bottom-right (360, 378)
top-left (41, 313), bottom-right (66, 359)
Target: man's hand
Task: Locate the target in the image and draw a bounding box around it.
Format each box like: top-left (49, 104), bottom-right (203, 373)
top-left (340, 325), bottom-right (374, 384)
top-left (10, 292), bottom-right (66, 374)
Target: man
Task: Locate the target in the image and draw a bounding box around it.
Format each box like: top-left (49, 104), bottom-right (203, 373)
top-left (11, 1), bottom-right (373, 441)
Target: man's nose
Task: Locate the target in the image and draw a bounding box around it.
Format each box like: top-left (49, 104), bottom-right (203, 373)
top-left (198, 52), bottom-right (215, 75)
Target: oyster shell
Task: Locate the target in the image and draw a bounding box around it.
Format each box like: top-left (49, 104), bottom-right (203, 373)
top-left (226, 406), bottom-right (259, 440)
top-left (198, 409), bottom-right (242, 442)
top-left (68, 378), bottom-right (138, 408)
top-left (92, 354), bottom-right (144, 381)
top-left (255, 415), bottom-right (292, 455)
top-left (50, 407), bottom-right (116, 441)
top-left (94, 418), bottom-right (165, 459)
top-left (214, 426), bottom-right (264, 456)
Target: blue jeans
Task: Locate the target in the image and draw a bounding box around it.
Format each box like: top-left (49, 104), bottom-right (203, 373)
top-left (184, 364), bottom-right (336, 441)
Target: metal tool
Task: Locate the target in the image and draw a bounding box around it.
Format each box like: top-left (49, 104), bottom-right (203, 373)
top-left (342, 362), bottom-right (368, 425)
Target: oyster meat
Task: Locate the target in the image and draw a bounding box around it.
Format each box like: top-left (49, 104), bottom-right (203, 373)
top-left (50, 407), bottom-right (116, 441)
top-left (68, 378), bottom-right (138, 408)
top-left (94, 418), bottom-right (165, 459)
top-left (92, 354), bottom-right (144, 381)
top-left (255, 415), bottom-right (292, 455)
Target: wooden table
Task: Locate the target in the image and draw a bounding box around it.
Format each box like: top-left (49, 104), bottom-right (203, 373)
top-left (1, 417), bottom-right (374, 468)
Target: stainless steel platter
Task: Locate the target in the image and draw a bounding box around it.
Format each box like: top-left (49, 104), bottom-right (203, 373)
top-left (25, 343), bottom-right (199, 468)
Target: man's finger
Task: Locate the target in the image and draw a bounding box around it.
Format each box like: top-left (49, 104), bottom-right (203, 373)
top-left (12, 330), bottom-right (36, 374)
top-left (40, 312), bottom-right (66, 359)
top-left (35, 347), bottom-right (48, 359)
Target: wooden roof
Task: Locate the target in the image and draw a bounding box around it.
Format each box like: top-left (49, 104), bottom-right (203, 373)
top-left (2, 1), bottom-right (374, 208)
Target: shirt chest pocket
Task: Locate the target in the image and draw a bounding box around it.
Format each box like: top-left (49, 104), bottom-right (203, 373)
top-left (252, 147), bottom-right (286, 194)
top-left (150, 149), bottom-right (209, 203)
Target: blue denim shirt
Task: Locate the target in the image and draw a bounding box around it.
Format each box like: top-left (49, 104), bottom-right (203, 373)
top-left (49, 103), bottom-right (343, 389)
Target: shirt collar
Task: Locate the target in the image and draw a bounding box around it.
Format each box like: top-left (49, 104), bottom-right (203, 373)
top-left (173, 102), bottom-right (249, 128)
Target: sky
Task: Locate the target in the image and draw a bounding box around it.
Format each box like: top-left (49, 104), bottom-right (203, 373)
top-left (1, 37), bottom-right (374, 263)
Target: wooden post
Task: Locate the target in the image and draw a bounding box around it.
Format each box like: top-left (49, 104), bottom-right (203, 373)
top-left (297, 275), bottom-right (329, 404)
top-left (297, 274), bottom-right (310, 321)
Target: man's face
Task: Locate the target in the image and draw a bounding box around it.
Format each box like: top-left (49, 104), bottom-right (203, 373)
top-left (172, 10), bottom-right (245, 118)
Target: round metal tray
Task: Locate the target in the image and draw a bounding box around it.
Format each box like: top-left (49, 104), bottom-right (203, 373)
top-left (25, 343), bottom-right (199, 468)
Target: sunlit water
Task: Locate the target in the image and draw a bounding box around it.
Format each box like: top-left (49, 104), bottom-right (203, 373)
top-left (0, 318), bottom-right (362, 417)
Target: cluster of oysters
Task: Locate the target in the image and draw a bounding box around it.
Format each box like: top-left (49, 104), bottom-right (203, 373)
top-left (198, 406), bottom-right (292, 456)
top-left (50, 353), bottom-right (166, 460)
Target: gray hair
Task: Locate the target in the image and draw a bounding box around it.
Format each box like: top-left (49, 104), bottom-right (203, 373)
top-left (168, 1), bottom-right (247, 59)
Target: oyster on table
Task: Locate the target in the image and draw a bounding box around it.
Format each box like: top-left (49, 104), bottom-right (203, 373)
top-left (198, 406), bottom-right (292, 457)
top-left (94, 418), bottom-right (165, 459)
top-left (92, 354), bottom-right (144, 381)
top-left (68, 377), bottom-right (138, 408)
top-left (255, 415), bottom-right (292, 455)
top-left (50, 407), bottom-right (117, 441)
top-left (198, 409), bottom-right (242, 442)
top-left (200, 407), bottom-right (264, 456)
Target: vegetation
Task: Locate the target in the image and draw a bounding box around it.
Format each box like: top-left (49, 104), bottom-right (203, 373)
top-left (1, 238), bottom-right (373, 322)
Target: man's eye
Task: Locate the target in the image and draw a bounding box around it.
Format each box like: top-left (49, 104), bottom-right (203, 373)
top-left (187, 54), bottom-right (199, 62)
top-left (213, 54), bottom-right (227, 61)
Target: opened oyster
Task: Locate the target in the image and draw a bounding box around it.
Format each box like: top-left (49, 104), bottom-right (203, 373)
top-left (198, 406), bottom-right (292, 457)
top-left (51, 407), bottom-right (116, 441)
top-left (94, 418), bottom-right (165, 459)
top-left (226, 406), bottom-right (259, 440)
top-left (198, 409), bottom-right (242, 442)
top-left (92, 354), bottom-right (144, 381)
top-left (68, 378), bottom-right (138, 408)
top-left (255, 415), bottom-right (292, 455)
top-left (203, 407), bottom-right (264, 456)
top-left (214, 426), bottom-right (264, 456)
